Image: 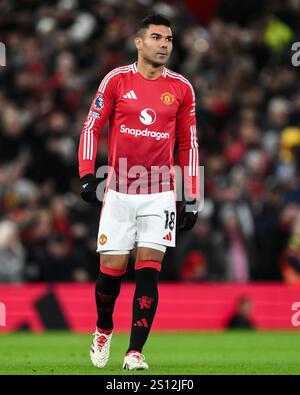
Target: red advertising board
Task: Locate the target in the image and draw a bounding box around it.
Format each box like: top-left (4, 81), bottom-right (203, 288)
top-left (0, 283), bottom-right (299, 332)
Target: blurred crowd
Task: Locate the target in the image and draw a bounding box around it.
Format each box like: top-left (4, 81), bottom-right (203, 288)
top-left (1, 0), bottom-right (300, 284)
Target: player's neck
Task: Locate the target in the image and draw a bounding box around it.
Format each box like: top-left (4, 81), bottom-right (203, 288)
top-left (136, 61), bottom-right (164, 80)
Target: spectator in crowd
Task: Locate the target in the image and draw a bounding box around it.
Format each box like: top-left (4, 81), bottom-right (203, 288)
top-left (175, 212), bottom-right (227, 282)
top-left (179, 251), bottom-right (208, 282)
top-left (226, 296), bottom-right (256, 329)
top-left (37, 232), bottom-right (90, 283)
top-left (0, 220), bottom-right (25, 282)
top-left (280, 209), bottom-right (300, 284)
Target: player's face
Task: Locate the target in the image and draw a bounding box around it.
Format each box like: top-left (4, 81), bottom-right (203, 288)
top-left (136, 24), bottom-right (173, 66)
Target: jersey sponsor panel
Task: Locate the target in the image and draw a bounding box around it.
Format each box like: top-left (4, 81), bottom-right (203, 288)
top-left (79, 63), bottom-right (200, 198)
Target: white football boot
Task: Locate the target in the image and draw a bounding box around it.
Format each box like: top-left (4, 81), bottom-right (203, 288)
top-left (90, 329), bottom-right (112, 368)
top-left (123, 351), bottom-right (149, 371)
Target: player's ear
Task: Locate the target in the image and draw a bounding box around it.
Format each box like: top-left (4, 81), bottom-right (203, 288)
top-left (135, 36), bottom-right (142, 51)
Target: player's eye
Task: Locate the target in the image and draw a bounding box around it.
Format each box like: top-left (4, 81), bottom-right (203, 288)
top-left (167, 37), bottom-right (173, 42)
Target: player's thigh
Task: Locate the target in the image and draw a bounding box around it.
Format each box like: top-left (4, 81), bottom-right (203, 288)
top-left (100, 253), bottom-right (129, 270)
top-left (137, 191), bottom-right (176, 248)
top-left (97, 189), bottom-right (136, 252)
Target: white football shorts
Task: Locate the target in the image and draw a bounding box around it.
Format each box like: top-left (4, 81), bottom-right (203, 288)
top-left (97, 189), bottom-right (176, 253)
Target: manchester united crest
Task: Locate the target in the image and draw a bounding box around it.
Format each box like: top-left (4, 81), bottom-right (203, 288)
top-left (99, 234), bottom-right (107, 245)
top-left (161, 92), bottom-right (175, 105)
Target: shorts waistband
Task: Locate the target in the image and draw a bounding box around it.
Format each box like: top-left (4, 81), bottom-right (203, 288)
top-left (107, 188), bottom-right (174, 198)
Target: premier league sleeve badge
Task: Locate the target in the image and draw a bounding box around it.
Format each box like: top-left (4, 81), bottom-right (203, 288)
top-left (94, 94), bottom-right (104, 110)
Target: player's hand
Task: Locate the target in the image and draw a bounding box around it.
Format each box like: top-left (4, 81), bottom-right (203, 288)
top-left (177, 199), bottom-right (199, 231)
top-left (80, 173), bottom-right (97, 203)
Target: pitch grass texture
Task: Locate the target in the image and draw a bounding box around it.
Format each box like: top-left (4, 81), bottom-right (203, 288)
top-left (0, 331), bottom-right (300, 375)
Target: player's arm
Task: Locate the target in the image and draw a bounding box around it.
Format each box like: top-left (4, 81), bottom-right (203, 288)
top-left (177, 82), bottom-right (200, 230)
top-left (78, 73), bottom-right (117, 202)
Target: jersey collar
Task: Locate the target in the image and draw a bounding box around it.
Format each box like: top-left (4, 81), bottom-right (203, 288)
top-left (132, 62), bottom-right (167, 78)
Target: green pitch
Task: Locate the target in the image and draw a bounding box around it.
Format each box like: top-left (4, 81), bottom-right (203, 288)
top-left (0, 331), bottom-right (300, 375)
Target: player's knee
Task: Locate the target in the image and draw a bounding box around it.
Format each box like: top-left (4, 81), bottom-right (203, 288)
top-left (136, 247), bottom-right (164, 263)
top-left (100, 255), bottom-right (128, 274)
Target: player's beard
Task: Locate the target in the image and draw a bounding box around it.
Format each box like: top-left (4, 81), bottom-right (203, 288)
top-left (147, 53), bottom-right (169, 68)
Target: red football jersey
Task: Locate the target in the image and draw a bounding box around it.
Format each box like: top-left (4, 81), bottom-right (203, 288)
top-left (78, 62), bottom-right (199, 198)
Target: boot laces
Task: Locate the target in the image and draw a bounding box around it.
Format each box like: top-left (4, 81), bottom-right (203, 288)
top-left (95, 333), bottom-right (108, 351)
top-left (131, 352), bottom-right (145, 361)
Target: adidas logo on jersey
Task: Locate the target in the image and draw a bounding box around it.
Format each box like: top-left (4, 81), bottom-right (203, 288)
top-left (163, 232), bottom-right (172, 241)
top-left (123, 90), bottom-right (137, 99)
